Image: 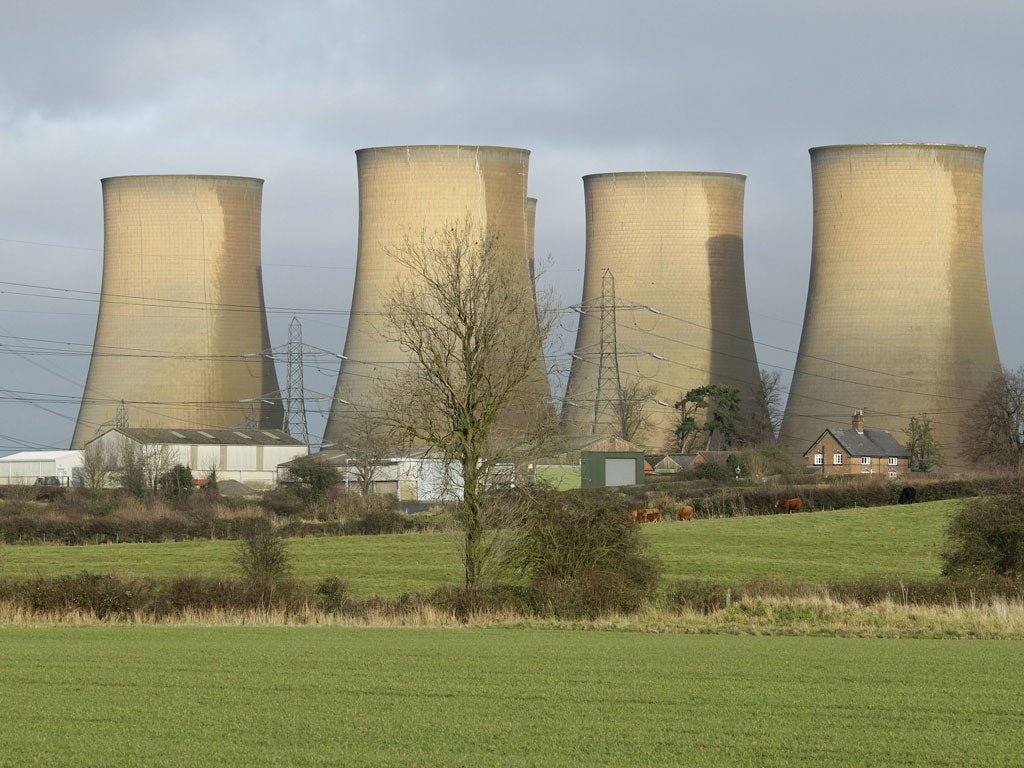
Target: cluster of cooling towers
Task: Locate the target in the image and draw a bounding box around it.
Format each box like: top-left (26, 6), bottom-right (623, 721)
top-left (71, 143), bottom-right (1003, 466)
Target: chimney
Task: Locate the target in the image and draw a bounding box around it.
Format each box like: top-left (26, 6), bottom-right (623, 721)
top-left (852, 409), bottom-right (865, 433)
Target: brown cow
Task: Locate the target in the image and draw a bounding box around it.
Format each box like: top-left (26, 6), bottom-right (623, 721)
top-left (678, 505), bottom-right (695, 521)
top-left (629, 509), bottom-right (662, 523)
top-left (774, 498), bottom-right (802, 513)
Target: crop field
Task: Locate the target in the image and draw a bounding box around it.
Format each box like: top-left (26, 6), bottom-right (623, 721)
top-left (1, 625), bottom-right (1022, 767)
top-left (0, 501), bottom-right (955, 595)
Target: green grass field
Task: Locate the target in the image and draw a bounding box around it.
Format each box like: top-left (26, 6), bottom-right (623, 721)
top-left (1, 501), bottom-right (956, 594)
top-left (1, 625), bottom-right (1022, 767)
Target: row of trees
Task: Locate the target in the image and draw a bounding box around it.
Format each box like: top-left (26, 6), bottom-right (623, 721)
top-left (80, 439), bottom-right (207, 500)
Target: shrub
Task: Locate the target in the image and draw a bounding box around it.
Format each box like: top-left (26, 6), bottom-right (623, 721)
top-left (347, 508), bottom-right (414, 535)
top-left (159, 464), bottom-right (193, 505)
top-left (695, 460), bottom-right (731, 483)
top-left (509, 490), bottom-right (660, 618)
top-left (234, 518), bottom-right (293, 585)
top-left (942, 495), bottom-right (1024, 582)
top-left (665, 579), bottom-right (734, 614)
top-left (282, 456), bottom-right (339, 504)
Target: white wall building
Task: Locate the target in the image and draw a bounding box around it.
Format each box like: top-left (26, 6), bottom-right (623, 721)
top-left (86, 428), bottom-right (308, 490)
top-left (293, 450), bottom-right (463, 502)
top-left (0, 450), bottom-right (84, 486)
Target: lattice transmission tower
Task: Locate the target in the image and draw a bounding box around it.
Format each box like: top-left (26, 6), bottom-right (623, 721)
top-left (590, 268), bottom-right (623, 434)
top-left (284, 316), bottom-right (309, 444)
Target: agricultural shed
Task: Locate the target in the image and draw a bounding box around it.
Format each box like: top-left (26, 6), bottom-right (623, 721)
top-left (580, 436), bottom-right (645, 489)
top-left (0, 450), bottom-right (84, 486)
top-left (86, 428), bottom-right (308, 490)
top-left (290, 449), bottom-right (463, 502)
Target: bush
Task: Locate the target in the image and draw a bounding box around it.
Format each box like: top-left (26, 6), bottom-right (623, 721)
top-left (665, 579), bottom-right (734, 614)
top-left (159, 464), bottom-right (193, 504)
top-left (695, 460), bottom-right (731, 483)
top-left (510, 490), bottom-right (660, 618)
top-left (282, 456), bottom-right (339, 504)
top-left (234, 518), bottom-right (293, 585)
top-left (942, 495), bottom-right (1024, 582)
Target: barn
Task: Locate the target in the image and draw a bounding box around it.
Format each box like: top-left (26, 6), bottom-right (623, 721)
top-left (0, 450), bottom-right (84, 486)
top-left (85, 427), bottom-right (308, 490)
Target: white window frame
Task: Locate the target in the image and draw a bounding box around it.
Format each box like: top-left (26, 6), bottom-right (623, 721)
top-left (860, 456), bottom-right (871, 465)
top-left (813, 453), bottom-right (823, 466)
top-left (888, 470), bottom-right (898, 479)
top-left (833, 453), bottom-right (844, 465)
top-left (888, 457), bottom-right (899, 466)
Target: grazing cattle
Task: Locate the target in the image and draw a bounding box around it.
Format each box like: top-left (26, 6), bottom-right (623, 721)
top-left (898, 486), bottom-right (917, 505)
top-left (774, 497), bottom-right (802, 513)
top-left (678, 505), bottom-right (695, 521)
top-left (629, 509), bottom-right (662, 523)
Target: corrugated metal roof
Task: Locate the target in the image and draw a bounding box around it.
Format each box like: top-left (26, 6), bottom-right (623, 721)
top-left (97, 428), bottom-right (304, 446)
top-left (0, 450), bottom-right (82, 462)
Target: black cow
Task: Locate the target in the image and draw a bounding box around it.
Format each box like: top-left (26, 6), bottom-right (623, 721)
top-left (898, 486), bottom-right (917, 504)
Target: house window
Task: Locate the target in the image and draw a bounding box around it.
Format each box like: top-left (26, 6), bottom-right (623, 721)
top-left (833, 453), bottom-right (844, 465)
top-left (814, 453), bottom-right (823, 465)
top-left (861, 457), bottom-right (871, 465)
top-left (888, 470), bottom-right (898, 479)
top-left (888, 457), bottom-right (898, 466)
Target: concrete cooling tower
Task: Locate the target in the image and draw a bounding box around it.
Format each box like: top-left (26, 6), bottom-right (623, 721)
top-left (561, 172), bottom-right (765, 450)
top-left (778, 144), bottom-right (1001, 461)
top-left (527, 196), bottom-right (537, 283)
top-left (322, 145), bottom-right (551, 448)
top-left (70, 175), bottom-right (282, 449)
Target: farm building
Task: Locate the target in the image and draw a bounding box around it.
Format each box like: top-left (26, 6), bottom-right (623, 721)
top-left (0, 450), bottom-right (84, 486)
top-left (86, 428), bottom-right (308, 490)
top-left (580, 436), bottom-right (646, 489)
top-left (288, 450), bottom-right (463, 503)
top-left (534, 435), bottom-right (647, 489)
top-left (803, 411), bottom-right (911, 478)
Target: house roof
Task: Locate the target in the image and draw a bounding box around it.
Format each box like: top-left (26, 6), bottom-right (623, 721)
top-left (654, 453), bottom-right (700, 469)
top-left (577, 435), bottom-right (644, 453)
top-left (92, 427), bottom-right (304, 447)
top-left (806, 428), bottom-right (911, 459)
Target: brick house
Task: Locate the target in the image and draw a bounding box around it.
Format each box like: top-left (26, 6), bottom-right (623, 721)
top-left (803, 411), bottom-right (911, 478)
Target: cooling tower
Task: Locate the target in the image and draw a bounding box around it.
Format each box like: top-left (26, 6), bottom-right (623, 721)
top-left (70, 175), bottom-right (282, 449)
top-left (561, 172), bottom-right (765, 450)
top-left (322, 146), bottom-right (551, 448)
top-left (778, 144), bottom-right (1001, 461)
top-left (527, 196), bottom-right (537, 283)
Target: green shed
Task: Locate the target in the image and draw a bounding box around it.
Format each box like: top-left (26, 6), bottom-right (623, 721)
top-left (579, 436), bottom-right (645, 489)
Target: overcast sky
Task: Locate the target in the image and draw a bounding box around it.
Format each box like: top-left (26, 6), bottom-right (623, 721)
top-left (1, 0), bottom-right (1021, 454)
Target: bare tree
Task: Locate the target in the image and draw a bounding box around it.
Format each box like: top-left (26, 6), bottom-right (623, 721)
top-left (758, 368), bottom-right (785, 442)
top-left (961, 366), bottom-right (1024, 476)
top-left (904, 413), bottom-right (943, 472)
top-left (614, 379), bottom-right (659, 444)
top-left (114, 437), bottom-right (180, 498)
top-left (337, 410), bottom-right (407, 496)
top-left (80, 441), bottom-right (114, 492)
top-left (379, 218), bottom-right (556, 587)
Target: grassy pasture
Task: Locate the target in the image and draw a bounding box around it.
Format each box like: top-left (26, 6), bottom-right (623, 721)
top-left (0, 501), bottom-right (956, 595)
top-left (1, 626), bottom-right (1022, 767)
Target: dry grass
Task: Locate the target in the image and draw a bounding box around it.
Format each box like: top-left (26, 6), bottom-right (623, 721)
top-left (4, 593), bottom-right (1024, 637)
